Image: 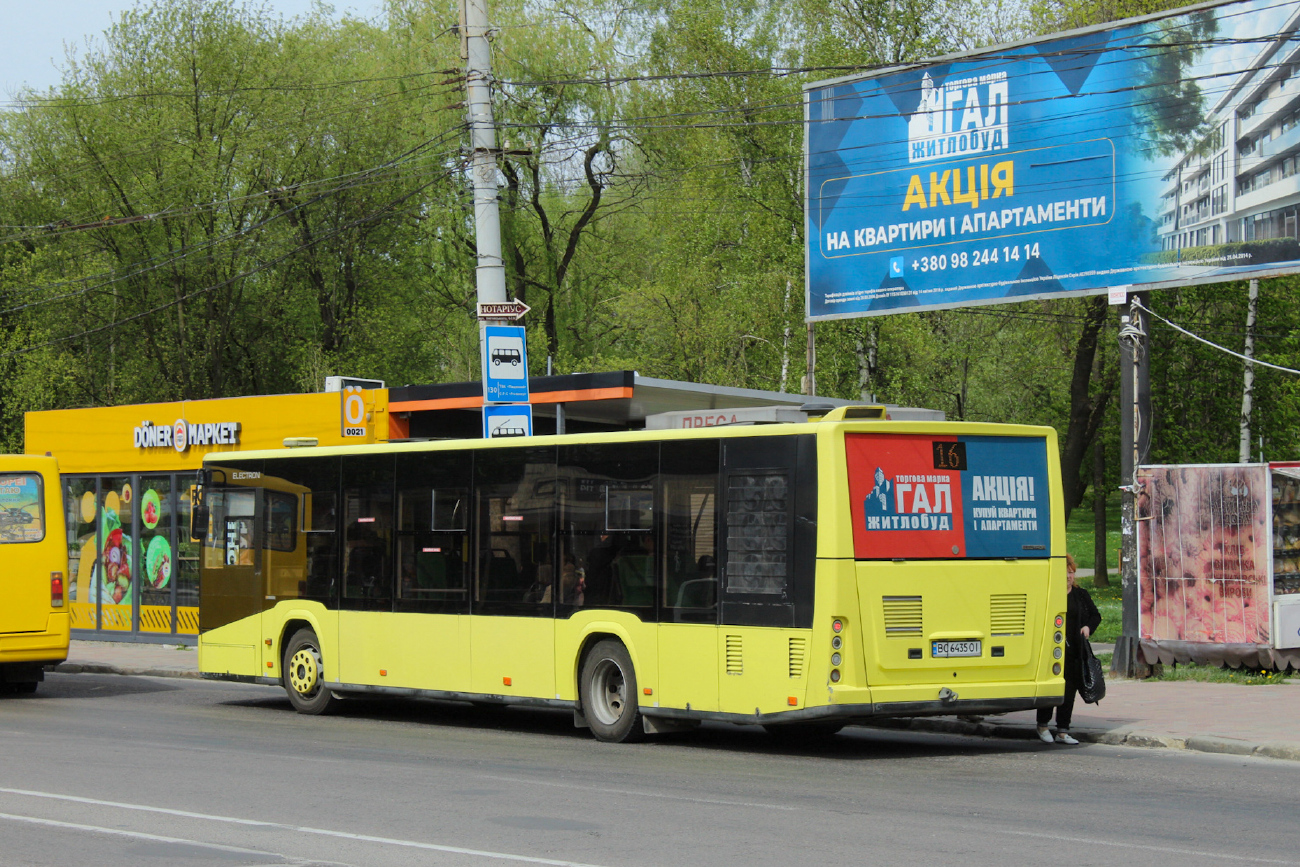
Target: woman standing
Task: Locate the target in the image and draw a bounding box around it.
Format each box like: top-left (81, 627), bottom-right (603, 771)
top-left (1037, 553), bottom-right (1102, 745)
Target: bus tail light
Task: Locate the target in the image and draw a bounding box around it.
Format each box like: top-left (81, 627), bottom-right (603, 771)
top-left (1054, 614), bottom-right (1064, 628)
top-left (832, 618), bottom-right (844, 633)
top-left (51, 572), bottom-right (64, 608)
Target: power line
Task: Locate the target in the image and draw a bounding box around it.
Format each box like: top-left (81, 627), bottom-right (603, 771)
top-left (1133, 298), bottom-right (1300, 374)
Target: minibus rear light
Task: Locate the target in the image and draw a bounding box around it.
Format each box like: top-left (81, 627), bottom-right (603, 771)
top-left (51, 572), bottom-right (64, 607)
top-left (1054, 614), bottom-right (1064, 628)
top-left (832, 619), bottom-right (844, 633)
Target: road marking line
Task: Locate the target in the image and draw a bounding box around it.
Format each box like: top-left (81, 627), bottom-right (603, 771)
top-left (0, 787), bottom-right (610, 867)
top-left (477, 773), bottom-right (799, 811)
top-left (990, 827), bottom-right (1298, 865)
top-left (0, 811), bottom-right (285, 859)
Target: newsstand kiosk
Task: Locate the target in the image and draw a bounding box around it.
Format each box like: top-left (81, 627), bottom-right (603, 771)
top-left (1136, 462), bottom-right (1300, 670)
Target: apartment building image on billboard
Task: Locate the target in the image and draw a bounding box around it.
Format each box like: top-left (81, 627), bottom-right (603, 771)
top-left (1160, 4), bottom-right (1300, 253)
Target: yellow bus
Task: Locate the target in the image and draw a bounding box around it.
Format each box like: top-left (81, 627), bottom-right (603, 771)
top-left (197, 407), bottom-right (1067, 741)
top-left (0, 455), bottom-right (70, 694)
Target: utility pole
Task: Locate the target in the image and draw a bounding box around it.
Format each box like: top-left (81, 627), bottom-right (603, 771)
top-left (1239, 278), bottom-right (1259, 463)
top-left (462, 0), bottom-right (507, 362)
top-left (1115, 294), bottom-right (1150, 678)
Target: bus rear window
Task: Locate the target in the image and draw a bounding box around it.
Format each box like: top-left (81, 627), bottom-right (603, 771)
top-left (845, 433), bottom-right (1050, 559)
top-left (0, 474), bottom-right (44, 543)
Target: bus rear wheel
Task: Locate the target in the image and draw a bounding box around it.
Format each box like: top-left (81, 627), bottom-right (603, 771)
top-left (579, 640), bottom-right (645, 743)
top-left (283, 628), bottom-right (336, 715)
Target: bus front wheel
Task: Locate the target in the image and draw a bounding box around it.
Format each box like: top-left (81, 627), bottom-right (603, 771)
top-left (283, 628), bottom-right (337, 715)
top-left (579, 640), bottom-right (645, 743)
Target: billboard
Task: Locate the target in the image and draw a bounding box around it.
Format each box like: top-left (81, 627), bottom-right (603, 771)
top-left (805, 0), bottom-right (1300, 320)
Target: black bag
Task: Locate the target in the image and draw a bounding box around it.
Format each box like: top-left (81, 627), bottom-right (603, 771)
top-left (1079, 638), bottom-right (1106, 704)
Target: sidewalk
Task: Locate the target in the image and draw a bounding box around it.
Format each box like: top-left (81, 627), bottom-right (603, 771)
top-left (50, 640), bottom-right (1300, 762)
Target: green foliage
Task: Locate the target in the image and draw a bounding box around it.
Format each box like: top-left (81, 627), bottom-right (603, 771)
top-left (0, 0), bottom-right (1295, 505)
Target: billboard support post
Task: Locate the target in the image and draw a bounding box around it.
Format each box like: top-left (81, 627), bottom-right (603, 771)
top-left (1116, 294), bottom-right (1151, 678)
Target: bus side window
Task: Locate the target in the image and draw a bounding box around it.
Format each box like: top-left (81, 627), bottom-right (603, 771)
top-left (395, 451), bottom-right (473, 615)
top-left (271, 456), bottom-right (340, 605)
top-left (475, 446), bottom-right (555, 616)
top-left (660, 440), bottom-right (719, 624)
top-left (342, 455), bottom-right (395, 607)
top-left (558, 442), bottom-right (658, 615)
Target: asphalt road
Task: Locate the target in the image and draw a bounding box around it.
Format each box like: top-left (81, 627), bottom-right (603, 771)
top-left (0, 672), bottom-right (1297, 867)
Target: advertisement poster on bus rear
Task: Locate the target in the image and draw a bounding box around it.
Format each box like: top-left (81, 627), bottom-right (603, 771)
top-left (0, 474), bottom-right (44, 542)
top-left (845, 434), bottom-right (1050, 559)
top-left (805, 0), bottom-right (1300, 320)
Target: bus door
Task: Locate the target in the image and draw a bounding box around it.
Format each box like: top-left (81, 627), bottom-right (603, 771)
top-left (200, 483), bottom-right (262, 638)
top-left (471, 446), bottom-right (556, 699)
top-left (715, 436), bottom-right (817, 716)
top-left (657, 440), bottom-right (721, 713)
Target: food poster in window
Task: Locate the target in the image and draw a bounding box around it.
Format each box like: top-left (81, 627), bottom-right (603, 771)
top-left (0, 473), bottom-right (44, 542)
top-left (140, 479), bottom-right (173, 605)
top-left (96, 482), bottom-right (135, 605)
top-left (69, 486), bottom-right (98, 605)
top-left (845, 433), bottom-right (1049, 559)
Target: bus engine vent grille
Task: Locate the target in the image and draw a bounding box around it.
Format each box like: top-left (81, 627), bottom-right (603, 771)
top-left (990, 594), bottom-right (1028, 636)
top-left (788, 637), bottom-right (806, 678)
top-left (726, 634), bottom-right (743, 674)
top-left (882, 596), bottom-right (923, 636)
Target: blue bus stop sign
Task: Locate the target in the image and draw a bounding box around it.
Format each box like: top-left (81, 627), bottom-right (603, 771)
top-left (483, 325), bottom-right (529, 403)
top-left (483, 404), bottom-right (532, 439)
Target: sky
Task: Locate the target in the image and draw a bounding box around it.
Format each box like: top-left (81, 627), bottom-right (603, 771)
top-left (0, 0), bottom-right (388, 98)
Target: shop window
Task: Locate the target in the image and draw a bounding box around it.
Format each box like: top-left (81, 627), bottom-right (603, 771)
top-left (65, 478), bottom-right (97, 610)
top-left (138, 475), bottom-right (174, 630)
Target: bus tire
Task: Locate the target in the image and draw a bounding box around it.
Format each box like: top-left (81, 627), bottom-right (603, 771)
top-left (763, 721), bottom-right (845, 741)
top-left (283, 628), bottom-right (336, 715)
top-left (579, 640), bottom-right (645, 743)
top-left (12, 682), bottom-right (38, 695)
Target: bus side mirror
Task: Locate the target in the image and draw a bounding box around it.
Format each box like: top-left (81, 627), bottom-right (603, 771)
top-left (192, 503), bottom-right (209, 542)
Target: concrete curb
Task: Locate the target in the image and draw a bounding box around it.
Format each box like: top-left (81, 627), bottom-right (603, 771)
top-left (869, 716), bottom-right (1299, 762)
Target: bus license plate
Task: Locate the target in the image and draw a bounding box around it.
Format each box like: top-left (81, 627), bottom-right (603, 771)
top-left (932, 640), bottom-right (982, 658)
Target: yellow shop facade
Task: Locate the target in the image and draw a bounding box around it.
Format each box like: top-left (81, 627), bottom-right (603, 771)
top-left (25, 389), bottom-right (388, 641)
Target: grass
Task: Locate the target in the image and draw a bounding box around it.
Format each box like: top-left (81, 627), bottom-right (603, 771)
top-left (1147, 662), bottom-right (1293, 684)
top-left (1097, 653), bottom-right (1295, 683)
top-left (1079, 577), bottom-right (1123, 644)
top-left (1064, 493), bottom-right (1123, 576)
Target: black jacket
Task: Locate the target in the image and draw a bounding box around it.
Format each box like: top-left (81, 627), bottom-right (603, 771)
top-left (1064, 584), bottom-right (1102, 686)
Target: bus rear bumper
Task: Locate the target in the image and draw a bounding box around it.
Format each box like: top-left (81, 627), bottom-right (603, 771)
top-left (0, 613), bottom-right (70, 671)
